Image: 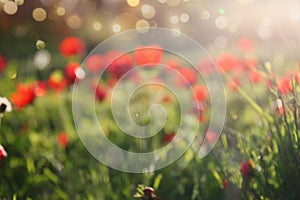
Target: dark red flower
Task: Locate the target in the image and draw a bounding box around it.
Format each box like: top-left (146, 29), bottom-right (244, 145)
top-left (0, 54), bottom-right (8, 73)
top-left (217, 53), bottom-right (238, 72)
top-left (47, 70), bottom-right (68, 92)
top-left (107, 53), bottom-right (132, 78)
top-left (143, 187), bottom-right (155, 196)
top-left (59, 37), bottom-right (85, 58)
top-left (10, 83), bottom-right (35, 110)
top-left (58, 132), bottom-right (69, 147)
top-left (134, 45), bottom-right (163, 66)
top-left (93, 84), bottom-right (107, 101)
top-left (240, 159), bottom-right (254, 178)
top-left (65, 62), bottom-right (81, 84)
top-left (163, 133), bottom-right (175, 144)
top-left (193, 84), bottom-right (208, 102)
top-left (223, 179), bottom-right (229, 189)
top-left (237, 37), bottom-right (255, 52)
top-left (248, 70), bottom-right (262, 84)
top-left (0, 145), bottom-right (7, 161)
top-left (86, 54), bottom-right (105, 74)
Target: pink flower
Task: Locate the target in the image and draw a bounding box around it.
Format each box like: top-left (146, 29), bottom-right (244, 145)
top-left (237, 37), bottom-right (255, 52)
top-left (59, 37), bottom-right (85, 58)
top-left (204, 130), bottom-right (218, 144)
top-left (0, 145), bottom-right (7, 161)
top-left (86, 54), bottom-right (105, 74)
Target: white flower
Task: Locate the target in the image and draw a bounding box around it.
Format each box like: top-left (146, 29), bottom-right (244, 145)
top-left (0, 97), bottom-right (12, 113)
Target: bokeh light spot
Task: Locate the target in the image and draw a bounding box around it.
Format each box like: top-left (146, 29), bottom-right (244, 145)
top-left (127, 0), bottom-right (140, 7)
top-left (56, 7), bottom-right (66, 16)
top-left (113, 24), bottom-right (121, 33)
top-left (32, 8), bottom-right (47, 22)
top-left (4, 1), bottom-right (18, 15)
top-left (135, 19), bottom-right (150, 33)
top-left (67, 15), bottom-right (82, 29)
top-left (215, 16), bottom-right (228, 29)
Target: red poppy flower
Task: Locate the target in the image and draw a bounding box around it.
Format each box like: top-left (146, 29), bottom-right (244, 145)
top-left (65, 62), bottom-right (81, 84)
top-left (175, 67), bottom-right (197, 86)
top-left (278, 76), bottom-right (292, 95)
top-left (58, 132), bottom-right (69, 147)
top-left (86, 54), bottom-right (105, 74)
top-left (59, 37), bottom-right (85, 58)
top-left (162, 94), bottom-right (172, 103)
top-left (92, 84), bottom-right (107, 101)
top-left (134, 45), bottom-right (163, 66)
top-left (0, 54), bottom-right (8, 73)
top-left (193, 84), bottom-right (208, 102)
top-left (248, 70), bottom-right (262, 84)
top-left (198, 111), bottom-right (206, 123)
top-left (240, 159), bottom-right (254, 178)
top-left (242, 58), bottom-right (258, 70)
top-left (217, 53), bottom-right (238, 72)
top-left (163, 133), bottom-right (175, 144)
top-left (107, 53), bottom-right (132, 78)
top-left (33, 81), bottom-right (47, 97)
top-left (47, 70), bottom-right (67, 92)
top-left (237, 37), bottom-right (255, 52)
top-left (10, 83), bottom-right (35, 110)
top-left (228, 78), bottom-right (240, 92)
top-left (0, 145), bottom-right (7, 161)
top-left (164, 59), bottom-right (180, 73)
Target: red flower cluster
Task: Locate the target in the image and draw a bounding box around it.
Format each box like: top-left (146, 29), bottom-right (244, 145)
top-left (59, 37), bottom-right (86, 58)
top-left (10, 82), bottom-right (47, 110)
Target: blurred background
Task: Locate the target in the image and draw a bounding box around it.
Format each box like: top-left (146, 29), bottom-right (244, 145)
top-left (1, 0), bottom-right (300, 58)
